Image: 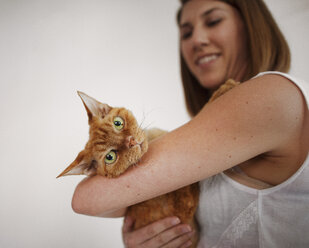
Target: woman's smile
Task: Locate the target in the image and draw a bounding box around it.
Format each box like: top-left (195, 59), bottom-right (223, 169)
top-left (195, 53), bottom-right (221, 67)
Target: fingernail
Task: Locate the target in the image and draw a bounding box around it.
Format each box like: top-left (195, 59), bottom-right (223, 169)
top-left (171, 217), bottom-right (181, 225)
top-left (181, 226), bottom-right (192, 233)
top-left (185, 240), bottom-right (192, 248)
top-left (188, 230), bottom-right (195, 237)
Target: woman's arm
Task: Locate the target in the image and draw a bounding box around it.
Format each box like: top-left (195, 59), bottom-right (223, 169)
top-left (72, 74), bottom-right (305, 216)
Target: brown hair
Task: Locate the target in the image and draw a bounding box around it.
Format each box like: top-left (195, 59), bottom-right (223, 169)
top-left (177, 0), bottom-right (291, 117)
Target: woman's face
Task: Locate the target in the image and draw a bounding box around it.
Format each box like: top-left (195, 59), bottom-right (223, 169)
top-left (180, 0), bottom-right (248, 90)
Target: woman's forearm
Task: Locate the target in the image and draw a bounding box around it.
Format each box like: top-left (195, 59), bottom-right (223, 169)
top-left (70, 129), bottom-right (203, 217)
top-left (71, 75), bottom-right (304, 216)
top-left (71, 123), bottom-right (212, 217)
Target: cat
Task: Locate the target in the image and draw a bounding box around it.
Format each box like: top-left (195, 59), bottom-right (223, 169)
top-left (57, 79), bottom-right (239, 247)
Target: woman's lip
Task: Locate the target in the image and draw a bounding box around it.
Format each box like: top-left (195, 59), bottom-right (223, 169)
top-left (195, 54), bottom-right (220, 66)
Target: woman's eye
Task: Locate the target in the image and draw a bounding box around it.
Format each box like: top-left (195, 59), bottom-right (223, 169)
top-left (113, 116), bottom-right (124, 130)
top-left (207, 19), bottom-right (222, 27)
top-left (181, 31), bottom-right (192, 40)
top-left (105, 150), bottom-right (117, 165)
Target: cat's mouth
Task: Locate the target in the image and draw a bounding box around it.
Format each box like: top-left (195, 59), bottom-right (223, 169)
top-left (133, 141), bottom-right (144, 150)
top-left (126, 136), bottom-right (144, 149)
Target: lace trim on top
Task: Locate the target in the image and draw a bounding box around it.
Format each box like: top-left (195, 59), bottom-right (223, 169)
top-left (213, 200), bottom-right (258, 248)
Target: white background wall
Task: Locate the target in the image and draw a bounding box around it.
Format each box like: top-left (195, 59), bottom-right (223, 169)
top-left (0, 0), bottom-right (308, 247)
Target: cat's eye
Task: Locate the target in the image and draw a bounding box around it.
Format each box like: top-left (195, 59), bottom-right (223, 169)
top-left (105, 150), bottom-right (117, 165)
top-left (113, 116), bottom-right (124, 130)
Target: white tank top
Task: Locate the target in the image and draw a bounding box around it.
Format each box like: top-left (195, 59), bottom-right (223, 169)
top-left (197, 71), bottom-right (309, 248)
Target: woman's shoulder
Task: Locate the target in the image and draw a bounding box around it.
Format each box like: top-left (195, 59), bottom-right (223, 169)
top-left (252, 71), bottom-right (309, 107)
top-left (239, 71), bottom-right (308, 114)
top-left (241, 71), bottom-right (308, 140)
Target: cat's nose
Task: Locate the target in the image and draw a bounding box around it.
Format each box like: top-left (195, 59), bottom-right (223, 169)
top-left (126, 136), bottom-right (138, 148)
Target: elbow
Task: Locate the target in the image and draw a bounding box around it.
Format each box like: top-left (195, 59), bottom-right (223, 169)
top-left (71, 197), bottom-right (83, 215)
top-left (71, 177), bottom-right (109, 216)
top-left (71, 184), bottom-right (87, 215)
top-left (71, 175), bottom-right (122, 216)
top-left (71, 181), bottom-right (98, 216)
top-left (71, 189), bottom-right (121, 217)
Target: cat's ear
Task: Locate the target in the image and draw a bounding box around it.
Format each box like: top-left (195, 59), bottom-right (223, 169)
top-left (77, 91), bottom-right (111, 122)
top-left (56, 150), bottom-right (97, 178)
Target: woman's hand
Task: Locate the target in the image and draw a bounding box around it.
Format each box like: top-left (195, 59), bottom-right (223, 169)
top-left (122, 215), bottom-right (195, 248)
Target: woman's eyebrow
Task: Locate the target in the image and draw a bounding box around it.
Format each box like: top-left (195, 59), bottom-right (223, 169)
top-left (201, 7), bottom-right (220, 18)
top-left (180, 7), bottom-right (221, 28)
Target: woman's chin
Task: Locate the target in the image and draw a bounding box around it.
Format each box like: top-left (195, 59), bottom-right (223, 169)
top-left (198, 77), bottom-right (224, 90)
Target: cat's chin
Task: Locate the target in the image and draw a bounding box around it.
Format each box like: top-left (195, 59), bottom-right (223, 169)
top-left (136, 144), bottom-right (148, 159)
top-left (126, 142), bottom-right (148, 169)
top-left (139, 141), bottom-right (145, 150)
top-left (140, 141), bottom-right (148, 157)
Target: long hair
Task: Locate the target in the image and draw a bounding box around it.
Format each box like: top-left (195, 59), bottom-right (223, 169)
top-left (177, 0), bottom-right (291, 117)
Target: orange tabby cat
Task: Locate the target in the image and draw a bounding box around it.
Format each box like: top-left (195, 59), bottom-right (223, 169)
top-left (57, 79), bottom-right (239, 247)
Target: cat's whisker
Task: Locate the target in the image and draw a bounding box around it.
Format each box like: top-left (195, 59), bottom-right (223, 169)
top-left (139, 108), bottom-right (157, 130)
top-left (143, 121), bottom-right (155, 131)
top-left (139, 119), bottom-right (145, 130)
top-left (139, 117), bottom-right (154, 131)
top-left (138, 111), bottom-right (147, 130)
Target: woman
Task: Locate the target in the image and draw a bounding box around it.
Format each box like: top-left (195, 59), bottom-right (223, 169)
top-left (72, 0), bottom-right (309, 247)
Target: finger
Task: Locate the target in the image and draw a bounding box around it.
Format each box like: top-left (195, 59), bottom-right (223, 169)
top-left (167, 231), bottom-right (195, 248)
top-left (123, 216), bottom-right (137, 247)
top-left (161, 231), bottom-right (195, 248)
top-left (141, 224), bottom-right (193, 248)
top-left (130, 216), bottom-right (181, 245)
top-left (122, 215), bottom-right (134, 233)
top-left (178, 238), bottom-right (194, 248)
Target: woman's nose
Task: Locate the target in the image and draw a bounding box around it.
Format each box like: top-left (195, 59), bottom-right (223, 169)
top-left (192, 28), bottom-right (209, 51)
